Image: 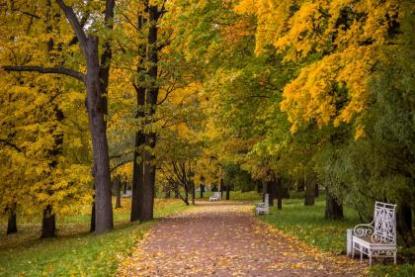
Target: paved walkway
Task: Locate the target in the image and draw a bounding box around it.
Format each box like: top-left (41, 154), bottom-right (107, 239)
top-left (118, 202), bottom-right (366, 276)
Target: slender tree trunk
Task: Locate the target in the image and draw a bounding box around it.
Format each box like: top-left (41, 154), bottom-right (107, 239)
top-left (191, 181), bottom-right (196, 205)
top-left (90, 201), bottom-right (96, 233)
top-left (315, 183), bottom-right (319, 197)
top-left (86, 37), bottom-right (113, 233)
top-left (140, 5), bottom-right (161, 221)
top-left (41, 205), bottom-right (56, 238)
top-left (131, 10), bottom-right (147, 222)
top-left (184, 184), bottom-right (189, 205)
top-left (114, 178), bottom-right (122, 209)
top-left (226, 184), bottom-right (230, 200)
top-left (325, 192), bottom-right (343, 220)
top-left (200, 184), bottom-right (205, 198)
top-left (6, 204), bottom-right (17, 235)
top-left (397, 202), bottom-right (414, 247)
top-left (165, 189), bottom-right (171, 199)
top-left (175, 183), bottom-right (180, 199)
top-left (304, 179), bottom-right (316, 206)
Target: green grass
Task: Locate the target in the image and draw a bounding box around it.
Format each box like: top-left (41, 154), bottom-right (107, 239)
top-left (261, 196), bottom-right (359, 254)
top-left (199, 190), bottom-right (262, 202)
top-left (0, 199), bottom-right (187, 276)
top-left (260, 196), bottom-right (415, 277)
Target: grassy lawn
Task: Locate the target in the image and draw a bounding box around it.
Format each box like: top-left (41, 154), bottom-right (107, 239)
top-left (260, 196), bottom-right (415, 277)
top-left (198, 190), bottom-right (262, 202)
top-left (0, 199), bottom-right (187, 276)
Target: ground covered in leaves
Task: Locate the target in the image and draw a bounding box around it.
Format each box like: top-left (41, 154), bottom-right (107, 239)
top-left (118, 201), bottom-right (366, 276)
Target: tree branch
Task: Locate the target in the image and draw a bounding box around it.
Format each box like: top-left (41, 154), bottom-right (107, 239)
top-left (0, 139), bottom-right (22, 153)
top-left (2, 65), bottom-right (85, 82)
top-left (55, 0), bottom-right (88, 56)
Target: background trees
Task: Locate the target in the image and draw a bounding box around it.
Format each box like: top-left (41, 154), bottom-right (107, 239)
top-left (0, 0), bottom-right (414, 249)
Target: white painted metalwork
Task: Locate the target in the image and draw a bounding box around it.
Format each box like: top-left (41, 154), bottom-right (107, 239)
top-left (209, 192), bottom-right (221, 201)
top-left (255, 193), bottom-right (269, 215)
top-left (352, 201), bottom-right (397, 265)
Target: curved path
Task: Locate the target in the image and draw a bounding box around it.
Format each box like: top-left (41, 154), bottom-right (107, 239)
top-left (118, 202), bottom-right (366, 276)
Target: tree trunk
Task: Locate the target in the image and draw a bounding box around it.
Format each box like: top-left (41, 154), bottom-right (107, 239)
top-left (140, 5), bottom-right (161, 222)
top-left (191, 181), bottom-right (196, 205)
top-left (6, 204), bottom-right (17, 235)
top-left (226, 184), bottom-right (230, 200)
top-left (397, 202), bottom-right (414, 247)
top-left (304, 179), bottom-right (316, 206)
top-left (200, 184), bottom-right (205, 198)
top-left (90, 200), bottom-right (96, 233)
top-left (131, 9), bottom-right (147, 223)
top-left (41, 205), bottom-right (56, 238)
top-left (325, 192), bottom-right (343, 220)
top-left (184, 185), bottom-right (189, 205)
top-left (86, 37), bottom-right (113, 233)
top-left (114, 178), bottom-right (122, 209)
top-left (315, 183), bottom-right (319, 197)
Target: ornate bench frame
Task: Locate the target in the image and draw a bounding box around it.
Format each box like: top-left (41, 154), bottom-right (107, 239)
top-left (352, 201), bottom-right (397, 265)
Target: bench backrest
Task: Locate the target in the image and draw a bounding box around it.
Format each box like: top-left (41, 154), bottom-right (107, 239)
top-left (373, 201), bottom-right (397, 244)
top-left (213, 192), bottom-right (221, 198)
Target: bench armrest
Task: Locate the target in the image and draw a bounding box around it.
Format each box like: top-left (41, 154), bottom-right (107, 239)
top-left (353, 222), bottom-right (374, 238)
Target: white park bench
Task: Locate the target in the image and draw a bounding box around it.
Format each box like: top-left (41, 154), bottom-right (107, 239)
top-left (209, 192), bottom-right (221, 201)
top-left (255, 193), bottom-right (269, 215)
top-left (352, 201), bottom-right (397, 265)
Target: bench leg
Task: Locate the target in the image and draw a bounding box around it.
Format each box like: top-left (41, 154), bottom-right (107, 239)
top-left (352, 244), bottom-right (355, 258)
top-left (368, 250), bottom-right (372, 265)
top-left (360, 247), bottom-right (363, 261)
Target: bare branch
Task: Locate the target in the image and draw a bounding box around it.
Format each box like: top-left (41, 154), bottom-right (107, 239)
top-left (0, 139), bottom-right (22, 152)
top-left (110, 160), bottom-right (132, 172)
top-left (55, 0), bottom-right (88, 56)
top-left (2, 65), bottom-right (85, 82)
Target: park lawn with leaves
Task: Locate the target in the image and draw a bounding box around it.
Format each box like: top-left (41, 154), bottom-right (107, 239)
top-left (261, 196), bottom-right (415, 277)
top-left (200, 191), bottom-right (261, 202)
top-left (0, 199), bottom-right (187, 276)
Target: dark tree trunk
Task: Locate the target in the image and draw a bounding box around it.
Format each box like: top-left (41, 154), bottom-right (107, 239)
top-left (220, 179), bottom-right (224, 199)
top-left (140, 5), bottom-right (161, 222)
top-left (226, 184), bottom-right (230, 200)
top-left (85, 37), bottom-right (113, 233)
top-left (200, 184), bottom-right (205, 198)
top-left (275, 177), bottom-right (283, 210)
top-left (268, 181), bottom-right (275, 207)
top-left (325, 192), bottom-right (343, 220)
top-left (165, 189), bottom-right (171, 199)
top-left (175, 183), bottom-right (180, 199)
top-left (315, 183), bottom-right (319, 197)
top-left (6, 204), bottom-right (17, 235)
top-left (90, 200), bottom-right (96, 233)
top-left (397, 202), bottom-right (414, 247)
top-left (56, 0), bottom-right (116, 234)
top-left (184, 185), bottom-right (189, 205)
top-left (114, 178), bottom-right (122, 209)
top-left (191, 181), bottom-right (196, 205)
top-left (41, 205), bottom-right (56, 238)
top-left (131, 10), bottom-right (147, 223)
top-left (304, 179), bottom-right (316, 206)
top-left (262, 181), bottom-right (269, 202)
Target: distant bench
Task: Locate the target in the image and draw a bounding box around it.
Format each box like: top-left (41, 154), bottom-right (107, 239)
top-left (209, 192), bottom-right (221, 201)
top-left (255, 193), bottom-right (269, 215)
